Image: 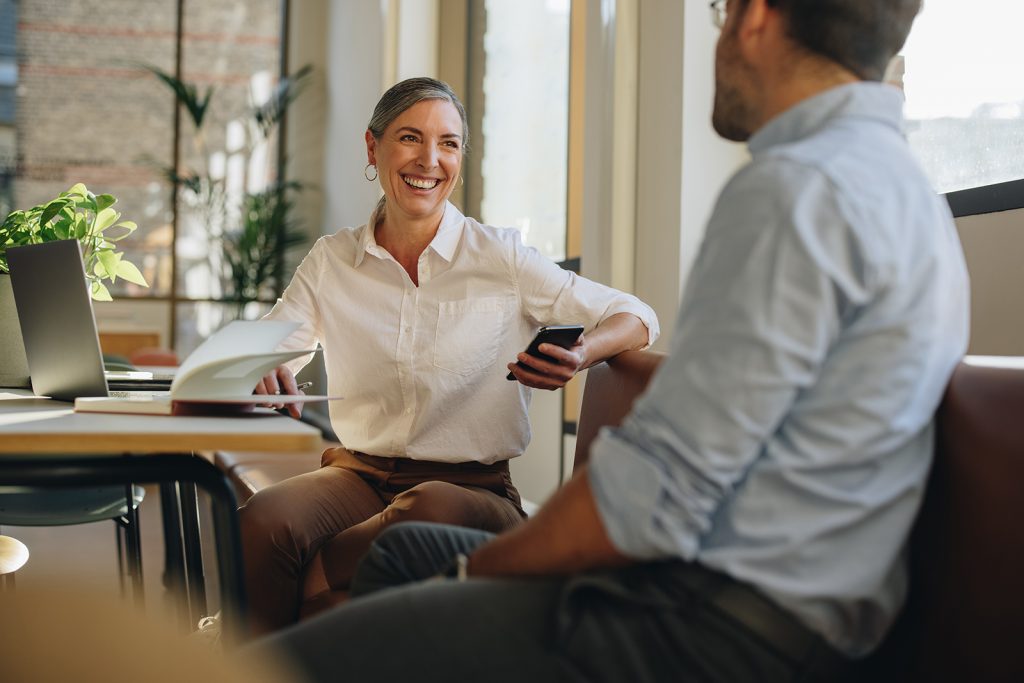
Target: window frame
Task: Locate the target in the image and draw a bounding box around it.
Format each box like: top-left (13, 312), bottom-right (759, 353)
top-left (945, 178), bottom-right (1024, 219)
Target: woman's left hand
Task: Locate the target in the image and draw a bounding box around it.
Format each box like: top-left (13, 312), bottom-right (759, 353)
top-left (506, 337), bottom-right (587, 390)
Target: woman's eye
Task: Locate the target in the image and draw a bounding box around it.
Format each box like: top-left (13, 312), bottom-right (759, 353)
top-left (443, 140), bottom-right (460, 149)
top-left (401, 134), bottom-right (417, 142)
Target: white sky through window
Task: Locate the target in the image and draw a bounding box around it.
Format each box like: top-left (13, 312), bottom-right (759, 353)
top-left (903, 0), bottom-right (1024, 120)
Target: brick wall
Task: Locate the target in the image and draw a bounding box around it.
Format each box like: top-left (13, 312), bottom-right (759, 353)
top-left (12, 0), bottom-right (281, 304)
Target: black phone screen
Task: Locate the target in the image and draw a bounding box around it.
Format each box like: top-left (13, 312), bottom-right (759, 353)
top-left (506, 324), bottom-right (584, 380)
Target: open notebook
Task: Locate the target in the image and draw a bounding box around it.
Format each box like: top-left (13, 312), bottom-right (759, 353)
top-left (74, 319), bottom-right (339, 415)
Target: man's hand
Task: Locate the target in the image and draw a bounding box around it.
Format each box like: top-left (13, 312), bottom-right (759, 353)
top-left (465, 467), bottom-right (631, 578)
top-left (254, 365), bottom-right (304, 418)
top-left (506, 337), bottom-right (587, 390)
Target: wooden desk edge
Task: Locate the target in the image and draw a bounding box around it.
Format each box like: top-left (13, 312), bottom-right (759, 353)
top-left (0, 431), bottom-right (323, 455)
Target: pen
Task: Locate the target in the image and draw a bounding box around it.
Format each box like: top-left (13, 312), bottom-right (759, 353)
top-left (275, 381), bottom-right (313, 395)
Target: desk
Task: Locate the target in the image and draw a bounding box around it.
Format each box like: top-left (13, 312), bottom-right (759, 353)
top-left (0, 391), bottom-right (321, 640)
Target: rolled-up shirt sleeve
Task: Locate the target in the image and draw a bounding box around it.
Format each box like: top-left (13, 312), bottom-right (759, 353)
top-left (588, 160), bottom-right (851, 560)
top-left (511, 234), bottom-right (659, 347)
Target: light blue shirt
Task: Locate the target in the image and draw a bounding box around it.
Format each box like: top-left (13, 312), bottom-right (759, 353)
top-left (588, 82), bottom-right (969, 657)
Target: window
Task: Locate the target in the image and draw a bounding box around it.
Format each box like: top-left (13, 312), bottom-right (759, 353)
top-left (900, 0), bottom-right (1024, 195)
top-left (466, 0), bottom-right (571, 262)
top-left (7, 0), bottom-right (288, 357)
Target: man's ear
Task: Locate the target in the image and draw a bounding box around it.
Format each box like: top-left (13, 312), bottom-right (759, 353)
top-left (365, 130), bottom-right (377, 165)
top-left (734, 0), bottom-right (772, 59)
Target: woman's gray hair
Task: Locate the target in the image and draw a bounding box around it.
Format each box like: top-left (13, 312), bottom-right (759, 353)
top-left (368, 77), bottom-right (469, 148)
top-left (367, 77), bottom-right (469, 223)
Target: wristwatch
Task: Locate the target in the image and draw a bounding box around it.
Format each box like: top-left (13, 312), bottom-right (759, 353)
top-left (443, 553), bottom-right (470, 582)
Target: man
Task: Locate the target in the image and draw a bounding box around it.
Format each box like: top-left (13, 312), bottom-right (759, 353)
top-left (250, 1), bottom-right (968, 680)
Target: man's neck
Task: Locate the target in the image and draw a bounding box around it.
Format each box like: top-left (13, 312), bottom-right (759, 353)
top-left (754, 58), bottom-right (861, 134)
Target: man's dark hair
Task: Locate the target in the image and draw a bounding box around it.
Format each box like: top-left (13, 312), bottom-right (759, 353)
top-left (760, 0), bottom-right (921, 81)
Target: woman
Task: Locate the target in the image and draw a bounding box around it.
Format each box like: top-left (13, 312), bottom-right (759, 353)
top-left (241, 77), bottom-right (659, 635)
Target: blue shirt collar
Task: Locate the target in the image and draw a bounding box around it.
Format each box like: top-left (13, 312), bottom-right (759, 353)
top-left (748, 82), bottom-right (905, 156)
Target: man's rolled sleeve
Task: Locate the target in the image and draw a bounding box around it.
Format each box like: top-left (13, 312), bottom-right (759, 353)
top-left (588, 430), bottom-right (701, 560)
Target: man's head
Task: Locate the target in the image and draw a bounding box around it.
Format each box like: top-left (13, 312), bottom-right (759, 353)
top-left (712, 0), bottom-right (922, 141)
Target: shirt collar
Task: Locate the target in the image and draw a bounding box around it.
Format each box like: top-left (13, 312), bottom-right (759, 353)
top-left (748, 82), bottom-right (905, 157)
top-left (354, 201), bottom-right (465, 268)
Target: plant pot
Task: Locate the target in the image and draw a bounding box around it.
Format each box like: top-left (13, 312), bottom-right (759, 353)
top-left (0, 273), bottom-right (31, 389)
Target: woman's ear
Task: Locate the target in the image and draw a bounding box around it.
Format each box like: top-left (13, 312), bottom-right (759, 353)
top-left (365, 130), bottom-right (377, 165)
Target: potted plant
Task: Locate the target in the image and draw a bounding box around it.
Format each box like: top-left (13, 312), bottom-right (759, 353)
top-left (146, 64), bottom-right (311, 320)
top-left (1, 183), bottom-right (149, 300)
top-left (0, 183), bottom-right (149, 387)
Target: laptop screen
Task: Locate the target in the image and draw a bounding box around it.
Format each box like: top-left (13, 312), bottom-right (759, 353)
top-left (7, 240), bottom-right (116, 401)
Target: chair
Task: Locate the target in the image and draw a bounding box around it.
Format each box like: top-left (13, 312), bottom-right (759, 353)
top-left (574, 352), bottom-right (1024, 681)
top-left (129, 347), bottom-right (180, 367)
top-left (0, 484), bottom-right (146, 602)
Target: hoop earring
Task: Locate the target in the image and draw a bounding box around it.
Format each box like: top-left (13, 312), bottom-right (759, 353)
top-left (459, 175), bottom-right (464, 187)
top-left (364, 164), bottom-right (378, 182)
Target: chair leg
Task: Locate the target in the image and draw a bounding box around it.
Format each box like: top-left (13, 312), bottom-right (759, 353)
top-left (115, 521), bottom-right (126, 597)
top-left (1, 524), bottom-right (10, 592)
top-left (123, 484), bottom-right (145, 609)
top-left (179, 483), bottom-right (207, 624)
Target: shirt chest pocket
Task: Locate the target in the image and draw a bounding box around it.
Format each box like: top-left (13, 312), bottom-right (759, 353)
top-left (434, 297), bottom-right (510, 376)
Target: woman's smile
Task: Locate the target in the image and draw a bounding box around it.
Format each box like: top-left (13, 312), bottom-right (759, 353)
top-left (401, 174), bottom-right (443, 191)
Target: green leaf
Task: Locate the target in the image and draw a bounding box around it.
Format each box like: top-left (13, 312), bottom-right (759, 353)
top-left (143, 64), bottom-right (214, 129)
top-left (40, 199), bottom-right (68, 226)
top-left (90, 280), bottom-right (112, 302)
top-left (94, 207), bottom-right (119, 233)
top-left (97, 250), bottom-right (120, 281)
top-left (115, 259), bottom-right (148, 287)
top-left (105, 221), bottom-right (137, 241)
top-left (95, 194), bottom-right (117, 211)
top-left (73, 215), bottom-right (88, 239)
top-left (76, 193), bottom-right (97, 212)
top-left (67, 183), bottom-right (88, 197)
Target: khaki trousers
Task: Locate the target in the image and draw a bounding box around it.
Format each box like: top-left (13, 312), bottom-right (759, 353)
top-left (238, 447), bottom-right (526, 634)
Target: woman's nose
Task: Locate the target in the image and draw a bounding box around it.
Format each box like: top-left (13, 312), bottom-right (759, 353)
top-left (417, 144), bottom-right (438, 168)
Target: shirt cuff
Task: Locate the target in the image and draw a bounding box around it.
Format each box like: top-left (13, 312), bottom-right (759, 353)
top-left (587, 428), bottom-right (696, 560)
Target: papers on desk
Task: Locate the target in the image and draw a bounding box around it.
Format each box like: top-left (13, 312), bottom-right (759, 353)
top-left (74, 320), bottom-right (341, 416)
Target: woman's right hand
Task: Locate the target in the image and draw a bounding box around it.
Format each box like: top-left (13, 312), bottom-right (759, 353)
top-left (254, 365), bottom-right (303, 418)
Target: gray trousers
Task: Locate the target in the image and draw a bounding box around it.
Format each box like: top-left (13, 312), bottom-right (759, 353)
top-left (249, 522), bottom-right (851, 683)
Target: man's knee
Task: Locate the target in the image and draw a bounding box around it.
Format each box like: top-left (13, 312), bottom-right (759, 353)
top-left (352, 522), bottom-right (494, 598)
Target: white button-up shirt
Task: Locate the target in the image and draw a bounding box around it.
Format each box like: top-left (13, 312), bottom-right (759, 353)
top-left (266, 202), bottom-right (658, 464)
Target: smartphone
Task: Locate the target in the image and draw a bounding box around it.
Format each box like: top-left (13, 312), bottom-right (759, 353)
top-left (506, 324), bottom-right (585, 380)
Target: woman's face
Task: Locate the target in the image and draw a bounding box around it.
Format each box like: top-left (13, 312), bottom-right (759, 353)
top-left (366, 99), bottom-right (464, 225)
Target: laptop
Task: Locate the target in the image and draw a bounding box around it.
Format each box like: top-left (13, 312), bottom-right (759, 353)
top-left (6, 239), bottom-right (172, 402)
